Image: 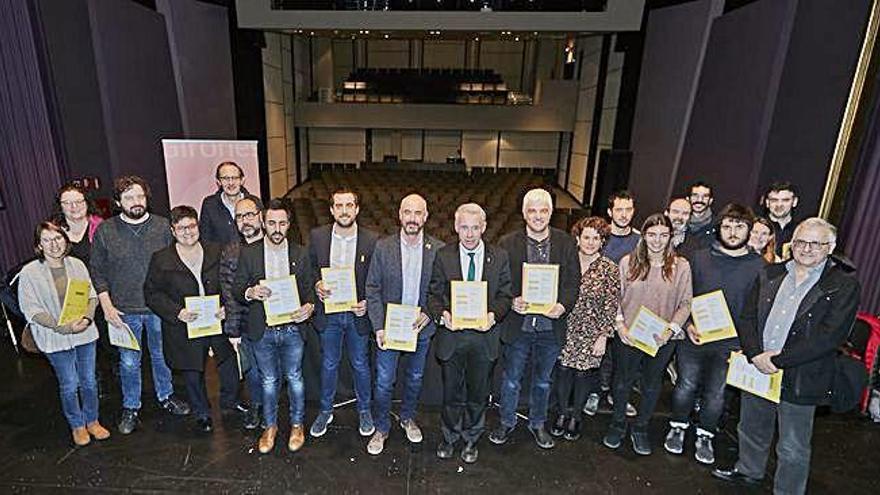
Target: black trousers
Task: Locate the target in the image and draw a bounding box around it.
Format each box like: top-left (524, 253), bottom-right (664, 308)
top-left (611, 338), bottom-right (676, 428)
top-left (555, 365), bottom-right (601, 421)
top-left (183, 370), bottom-right (210, 419)
top-left (440, 333), bottom-right (494, 446)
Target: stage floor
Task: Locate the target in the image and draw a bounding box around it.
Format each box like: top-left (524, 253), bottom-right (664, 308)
top-left (0, 343), bottom-right (877, 494)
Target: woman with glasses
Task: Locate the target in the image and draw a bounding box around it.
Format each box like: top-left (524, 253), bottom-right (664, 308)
top-left (602, 213), bottom-right (692, 455)
top-left (52, 182), bottom-right (103, 266)
top-left (144, 206), bottom-right (234, 433)
top-left (17, 221), bottom-right (110, 446)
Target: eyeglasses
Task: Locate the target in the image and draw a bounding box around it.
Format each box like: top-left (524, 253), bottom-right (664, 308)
top-left (60, 199), bottom-right (86, 207)
top-left (235, 211), bottom-right (259, 221)
top-left (173, 224), bottom-right (198, 233)
top-left (219, 176), bottom-right (242, 182)
top-left (41, 237), bottom-right (66, 245)
top-left (792, 240), bottom-right (832, 251)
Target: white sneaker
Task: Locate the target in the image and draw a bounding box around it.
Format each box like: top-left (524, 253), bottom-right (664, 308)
top-left (367, 431), bottom-right (387, 455)
top-left (400, 418), bottom-right (423, 443)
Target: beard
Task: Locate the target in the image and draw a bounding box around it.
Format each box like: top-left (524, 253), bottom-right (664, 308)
top-left (335, 215), bottom-right (355, 228)
top-left (268, 232), bottom-right (287, 245)
top-left (403, 221), bottom-right (423, 235)
top-left (123, 205), bottom-right (147, 219)
top-left (719, 235), bottom-right (748, 250)
top-left (240, 224), bottom-right (259, 239)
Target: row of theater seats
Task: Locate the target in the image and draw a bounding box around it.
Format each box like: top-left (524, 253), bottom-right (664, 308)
top-left (287, 169), bottom-right (564, 244)
top-left (339, 67), bottom-right (509, 105)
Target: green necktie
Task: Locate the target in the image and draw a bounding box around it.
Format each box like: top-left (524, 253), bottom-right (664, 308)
top-left (467, 252), bottom-right (476, 281)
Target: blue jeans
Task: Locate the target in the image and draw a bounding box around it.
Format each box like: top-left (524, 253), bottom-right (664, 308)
top-left (373, 333), bottom-right (431, 434)
top-left (118, 313), bottom-right (174, 409)
top-left (253, 325), bottom-right (305, 427)
top-left (670, 340), bottom-right (735, 435)
top-left (45, 341), bottom-right (99, 429)
top-left (318, 313), bottom-right (372, 414)
top-left (498, 331), bottom-right (561, 429)
top-left (240, 337), bottom-right (262, 407)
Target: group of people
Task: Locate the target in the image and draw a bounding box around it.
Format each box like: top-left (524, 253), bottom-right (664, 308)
top-left (16, 164), bottom-right (859, 495)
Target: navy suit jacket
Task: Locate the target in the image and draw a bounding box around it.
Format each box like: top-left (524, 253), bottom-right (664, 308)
top-left (365, 232), bottom-right (444, 337)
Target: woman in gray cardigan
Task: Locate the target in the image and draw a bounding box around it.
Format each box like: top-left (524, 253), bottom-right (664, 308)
top-left (17, 221), bottom-right (109, 446)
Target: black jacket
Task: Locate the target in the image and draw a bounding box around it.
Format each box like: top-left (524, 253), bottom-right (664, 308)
top-left (427, 243), bottom-right (513, 361)
top-left (198, 189), bottom-right (260, 245)
top-left (144, 242), bottom-right (233, 371)
top-left (738, 260), bottom-right (860, 405)
top-left (233, 239), bottom-right (315, 342)
top-left (497, 228), bottom-right (580, 346)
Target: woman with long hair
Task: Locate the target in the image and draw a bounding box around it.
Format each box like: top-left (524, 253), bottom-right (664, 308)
top-left (17, 221), bottom-right (110, 446)
top-left (749, 216), bottom-right (778, 263)
top-left (602, 213), bottom-right (692, 455)
top-left (51, 182), bottom-right (103, 266)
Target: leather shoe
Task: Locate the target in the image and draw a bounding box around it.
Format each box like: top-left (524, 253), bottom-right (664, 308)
top-left (86, 421), bottom-right (110, 440)
top-left (288, 425), bottom-right (305, 452)
top-left (528, 425), bottom-right (555, 449)
top-left (460, 443), bottom-right (478, 464)
top-left (712, 467), bottom-right (762, 486)
top-left (195, 417), bottom-right (213, 433)
top-left (436, 441), bottom-right (455, 459)
top-left (72, 427), bottom-right (90, 446)
top-left (258, 426), bottom-right (278, 454)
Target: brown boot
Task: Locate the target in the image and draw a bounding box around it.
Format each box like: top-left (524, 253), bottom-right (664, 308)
top-left (86, 421), bottom-right (111, 440)
top-left (258, 426), bottom-right (278, 454)
top-left (288, 424), bottom-right (305, 452)
top-left (72, 427), bottom-right (90, 446)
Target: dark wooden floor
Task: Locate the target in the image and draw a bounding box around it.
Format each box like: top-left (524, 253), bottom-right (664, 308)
top-left (1, 342), bottom-right (877, 494)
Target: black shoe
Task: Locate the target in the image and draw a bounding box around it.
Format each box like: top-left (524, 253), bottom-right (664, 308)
top-left (550, 415), bottom-right (567, 437)
top-left (461, 443), bottom-right (478, 464)
top-left (196, 416), bottom-right (213, 433)
top-left (630, 427), bottom-right (652, 456)
top-left (603, 422), bottom-right (626, 449)
top-left (563, 417), bottom-right (581, 441)
top-left (436, 441), bottom-right (455, 459)
top-left (488, 425), bottom-right (513, 445)
top-left (528, 425), bottom-right (555, 449)
top-left (243, 405), bottom-right (261, 430)
top-left (159, 396), bottom-right (191, 416)
top-left (711, 467), bottom-right (762, 486)
top-left (221, 401), bottom-right (249, 414)
top-left (117, 408), bottom-right (139, 435)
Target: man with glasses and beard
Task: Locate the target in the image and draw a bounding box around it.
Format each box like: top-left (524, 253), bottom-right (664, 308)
top-left (90, 176), bottom-right (190, 435)
top-left (687, 182), bottom-right (716, 251)
top-left (664, 204), bottom-right (766, 466)
top-left (665, 197), bottom-right (694, 257)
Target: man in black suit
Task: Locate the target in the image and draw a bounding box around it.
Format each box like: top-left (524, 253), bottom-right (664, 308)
top-left (199, 161), bottom-right (260, 244)
top-left (427, 203), bottom-right (512, 464)
top-left (308, 188), bottom-right (378, 439)
top-left (489, 188), bottom-right (580, 450)
top-left (233, 199), bottom-right (315, 455)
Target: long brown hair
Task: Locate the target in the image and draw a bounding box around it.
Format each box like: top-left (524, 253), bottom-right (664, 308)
top-left (753, 216), bottom-right (777, 263)
top-left (627, 213), bottom-right (677, 282)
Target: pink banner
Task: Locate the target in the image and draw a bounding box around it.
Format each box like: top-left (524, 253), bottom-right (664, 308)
top-left (161, 139), bottom-right (260, 210)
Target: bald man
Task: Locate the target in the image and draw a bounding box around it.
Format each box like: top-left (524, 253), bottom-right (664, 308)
top-left (364, 194), bottom-right (444, 455)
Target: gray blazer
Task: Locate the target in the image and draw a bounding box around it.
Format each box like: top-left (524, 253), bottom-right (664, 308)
top-left (365, 232), bottom-right (444, 337)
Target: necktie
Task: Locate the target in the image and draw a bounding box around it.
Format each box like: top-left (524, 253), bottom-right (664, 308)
top-left (467, 252), bottom-right (476, 281)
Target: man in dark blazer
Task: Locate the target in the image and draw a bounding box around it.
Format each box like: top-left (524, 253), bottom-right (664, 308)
top-left (427, 202), bottom-right (512, 464)
top-left (233, 199), bottom-right (315, 455)
top-left (713, 218), bottom-right (860, 495)
top-left (308, 188), bottom-right (379, 439)
top-left (199, 161), bottom-right (261, 244)
top-left (364, 194), bottom-right (444, 455)
top-left (489, 188), bottom-right (579, 450)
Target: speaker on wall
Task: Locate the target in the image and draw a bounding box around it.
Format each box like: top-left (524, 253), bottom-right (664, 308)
top-left (593, 149), bottom-right (633, 213)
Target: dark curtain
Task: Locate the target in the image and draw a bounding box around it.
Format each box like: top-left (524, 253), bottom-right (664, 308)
top-left (841, 79), bottom-right (880, 315)
top-left (0, 0), bottom-right (64, 274)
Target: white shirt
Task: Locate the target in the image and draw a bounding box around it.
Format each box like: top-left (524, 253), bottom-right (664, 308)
top-left (264, 239), bottom-right (290, 279)
top-left (400, 231), bottom-right (424, 307)
top-left (221, 192), bottom-right (243, 220)
top-left (459, 240), bottom-right (485, 282)
top-left (330, 224), bottom-right (358, 268)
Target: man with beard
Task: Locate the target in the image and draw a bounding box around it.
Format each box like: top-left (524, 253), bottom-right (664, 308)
top-left (364, 194), bottom-right (443, 455)
top-left (664, 204), bottom-right (766, 465)
top-left (309, 188), bottom-right (378, 438)
top-left (234, 199), bottom-right (315, 454)
top-left (602, 190), bottom-right (640, 264)
top-left (489, 188), bottom-right (579, 450)
top-left (219, 196), bottom-right (266, 429)
top-left (199, 161), bottom-right (258, 244)
top-left (686, 181), bottom-right (716, 251)
top-left (91, 176), bottom-right (190, 435)
top-left (665, 197), bottom-right (692, 254)
top-left (762, 182), bottom-right (800, 259)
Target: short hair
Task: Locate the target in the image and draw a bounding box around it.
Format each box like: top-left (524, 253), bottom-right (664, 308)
top-left (666, 197), bottom-right (692, 211)
top-left (235, 195), bottom-right (262, 213)
top-left (687, 181), bottom-right (713, 197)
top-left (522, 188), bottom-right (554, 213)
top-left (52, 181), bottom-right (98, 229)
top-left (571, 216), bottom-right (611, 242)
top-left (716, 203), bottom-right (755, 227)
top-left (608, 190), bottom-right (634, 209)
top-left (330, 187), bottom-right (360, 206)
top-left (113, 175), bottom-right (151, 202)
top-left (170, 205), bottom-right (198, 225)
top-left (764, 181), bottom-right (798, 198)
top-left (793, 217), bottom-right (838, 243)
top-left (263, 198), bottom-right (291, 221)
top-left (215, 161), bottom-right (244, 180)
top-left (454, 203), bottom-right (486, 225)
top-left (33, 220), bottom-right (70, 261)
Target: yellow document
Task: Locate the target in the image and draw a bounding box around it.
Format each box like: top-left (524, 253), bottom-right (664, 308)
top-left (185, 295), bottom-right (222, 339)
top-left (691, 290), bottom-right (737, 344)
top-left (725, 351), bottom-right (783, 403)
top-left (262, 275), bottom-right (302, 326)
top-left (383, 304), bottom-right (420, 352)
top-left (451, 281), bottom-right (488, 329)
top-left (321, 267), bottom-right (358, 314)
top-left (628, 306), bottom-right (672, 357)
top-left (109, 322), bottom-right (141, 351)
top-left (58, 279), bottom-right (91, 326)
top-left (522, 263), bottom-right (559, 315)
